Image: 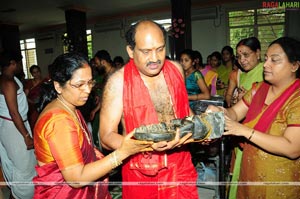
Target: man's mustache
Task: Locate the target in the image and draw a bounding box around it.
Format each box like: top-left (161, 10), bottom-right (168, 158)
top-left (147, 60), bottom-right (161, 66)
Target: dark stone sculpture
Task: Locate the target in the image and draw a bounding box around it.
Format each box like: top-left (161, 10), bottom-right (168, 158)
top-left (134, 112), bottom-right (224, 142)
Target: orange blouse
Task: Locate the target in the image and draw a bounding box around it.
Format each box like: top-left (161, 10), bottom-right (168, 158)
top-left (34, 109), bottom-right (84, 170)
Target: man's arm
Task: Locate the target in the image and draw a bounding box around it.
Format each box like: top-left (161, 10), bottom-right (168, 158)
top-left (99, 69), bottom-right (125, 150)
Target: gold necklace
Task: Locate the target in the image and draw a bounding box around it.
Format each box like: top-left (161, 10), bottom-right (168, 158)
top-left (57, 96), bottom-right (92, 145)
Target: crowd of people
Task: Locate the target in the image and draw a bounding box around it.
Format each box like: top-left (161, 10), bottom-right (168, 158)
top-left (0, 19), bottom-right (299, 199)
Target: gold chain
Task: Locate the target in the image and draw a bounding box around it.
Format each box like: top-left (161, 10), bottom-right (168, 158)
top-left (57, 96), bottom-right (92, 145)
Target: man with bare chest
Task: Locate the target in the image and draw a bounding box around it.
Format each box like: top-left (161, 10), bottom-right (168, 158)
top-left (143, 72), bottom-right (175, 124)
top-left (100, 20), bottom-right (199, 199)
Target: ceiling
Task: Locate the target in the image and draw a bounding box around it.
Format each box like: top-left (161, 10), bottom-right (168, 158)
top-left (0, 0), bottom-right (216, 35)
top-left (0, 0), bottom-right (230, 34)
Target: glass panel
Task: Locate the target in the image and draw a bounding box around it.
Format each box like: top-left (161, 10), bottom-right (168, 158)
top-left (19, 38), bottom-right (37, 79)
top-left (26, 42), bottom-right (36, 49)
top-left (229, 8), bottom-right (285, 55)
top-left (21, 50), bottom-right (29, 79)
top-left (258, 25), bottom-right (285, 54)
top-left (27, 49), bottom-right (37, 65)
top-left (229, 10), bottom-right (254, 27)
top-left (230, 27), bottom-right (254, 50)
top-left (63, 46), bottom-right (69, 54)
top-left (257, 8), bottom-right (285, 25)
top-left (87, 42), bottom-right (93, 60)
top-left (87, 34), bottom-right (92, 42)
top-left (26, 38), bottom-right (35, 43)
top-left (87, 30), bottom-right (92, 59)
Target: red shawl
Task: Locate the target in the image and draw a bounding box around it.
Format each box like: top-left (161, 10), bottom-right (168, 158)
top-left (123, 59), bottom-right (189, 132)
top-left (122, 59), bottom-right (198, 199)
top-left (243, 79), bottom-right (300, 132)
top-left (33, 111), bottom-right (111, 199)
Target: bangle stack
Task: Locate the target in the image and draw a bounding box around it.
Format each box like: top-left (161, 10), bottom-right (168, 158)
top-left (109, 151), bottom-right (123, 169)
top-left (248, 130), bottom-right (255, 140)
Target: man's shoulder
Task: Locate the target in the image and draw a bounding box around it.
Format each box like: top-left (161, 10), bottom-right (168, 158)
top-left (166, 59), bottom-right (179, 67)
top-left (0, 76), bottom-right (16, 90)
top-left (109, 67), bottom-right (124, 80)
top-left (105, 67), bottom-right (124, 90)
top-left (165, 60), bottom-right (183, 73)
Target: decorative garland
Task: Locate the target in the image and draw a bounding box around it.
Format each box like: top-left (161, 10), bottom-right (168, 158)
top-left (171, 18), bottom-right (185, 38)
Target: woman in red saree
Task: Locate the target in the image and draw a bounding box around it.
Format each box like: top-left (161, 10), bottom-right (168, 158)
top-left (33, 53), bottom-right (152, 199)
top-left (24, 65), bottom-right (48, 130)
top-left (208, 37), bottom-right (300, 198)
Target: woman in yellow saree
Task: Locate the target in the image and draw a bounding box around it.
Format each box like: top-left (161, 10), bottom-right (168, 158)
top-left (208, 37), bottom-right (300, 198)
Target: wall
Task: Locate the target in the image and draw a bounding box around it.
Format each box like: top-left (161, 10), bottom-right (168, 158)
top-left (32, 16), bottom-right (225, 73)
top-left (92, 29), bottom-right (129, 62)
top-left (285, 10), bottom-right (300, 41)
top-left (192, 19), bottom-right (226, 63)
top-left (35, 33), bottom-right (64, 76)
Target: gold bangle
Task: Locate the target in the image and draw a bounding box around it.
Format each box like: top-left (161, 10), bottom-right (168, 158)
top-left (113, 151), bottom-right (123, 167)
top-left (248, 130), bottom-right (255, 140)
top-left (109, 152), bottom-right (116, 169)
top-left (109, 151), bottom-right (123, 169)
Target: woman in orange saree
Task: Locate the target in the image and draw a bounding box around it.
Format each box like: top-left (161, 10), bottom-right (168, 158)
top-left (34, 109), bottom-right (111, 198)
top-left (208, 37), bottom-right (300, 199)
top-left (33, 53), bottom-right (152, 199)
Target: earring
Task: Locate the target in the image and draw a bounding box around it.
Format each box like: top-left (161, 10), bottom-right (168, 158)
top-left (292, 67), bottom-right (299, 73)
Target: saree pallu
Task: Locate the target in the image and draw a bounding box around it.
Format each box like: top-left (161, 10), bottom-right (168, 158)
top-left (200, 68), bottom-right (218, 96)
top-left (122, 59), bottom-right (198, 199)
top-left (239, 63), bottom-right (264, 91)
top-left (34, 160), bottom-right (110, 199)
top-left (229, 64), bottom-right (264, 199)
top-left (33, 110), bottom-right (111, 199)
top-left (216, 64), bottom-right (232, 96)
top-left (236, 80), bottom-right (300, 199)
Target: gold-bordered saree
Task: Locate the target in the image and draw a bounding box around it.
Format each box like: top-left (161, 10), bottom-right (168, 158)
top-left (237, 80), bottom-right (300, 199)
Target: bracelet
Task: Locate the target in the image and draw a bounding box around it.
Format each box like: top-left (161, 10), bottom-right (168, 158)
top-left (109, 151), bottom-right (123, 169)
top-left (25, 133), bottom-right (30, 138)
top-left (248, 130), bottom-right (255, 140)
